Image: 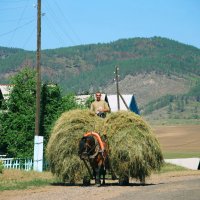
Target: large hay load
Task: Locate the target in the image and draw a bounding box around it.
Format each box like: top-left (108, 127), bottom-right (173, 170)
top-left (104, 111), bottom-right (163, 182)
top-left (47, 109), bottom-right (163, 183)
top-left (46, 109), bottom-right (103, 183)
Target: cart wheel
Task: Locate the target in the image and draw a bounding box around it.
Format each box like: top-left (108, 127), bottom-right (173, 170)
top-left (83, 176), bottom-right (91, 186)
top-left (119, 175), bottom-right (129, 186)
top-left (140, 176), bottom-right (145, 185)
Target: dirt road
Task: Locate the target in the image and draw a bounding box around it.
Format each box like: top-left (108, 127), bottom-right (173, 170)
top-left (1, 172), bottom-right (200, 200)
top-left (113, 175), bottom-right (200, 200)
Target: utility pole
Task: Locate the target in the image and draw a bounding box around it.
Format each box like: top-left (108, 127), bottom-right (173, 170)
top-left (115, 66), bottom-right (120, 110)
top-left (35, 0), bottom-right (41, 136)
top-left (34, 0), bottom-right (43, 172)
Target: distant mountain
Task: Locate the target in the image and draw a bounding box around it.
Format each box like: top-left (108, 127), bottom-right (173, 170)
top-left (1, 36), bottom-right (200, 122)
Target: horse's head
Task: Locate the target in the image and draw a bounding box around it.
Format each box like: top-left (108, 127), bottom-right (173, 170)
top-left (78, 136), bottom-right (96, 160)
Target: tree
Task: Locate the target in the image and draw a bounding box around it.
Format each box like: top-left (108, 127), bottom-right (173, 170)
top-left (0, 67), bottom-right (83, 158)
top-left (0, 68), bottom-right (36, 158)
top-left (0, 68), bottom-right (82, 158)
top-left (61, 93), bottom-right (80, 111)
top-left (40, 83), bottom-right (63, 147)
top-left (167, 104), bottom-right (173, 114)
top-left (85, 94), bottom-right (95, 109)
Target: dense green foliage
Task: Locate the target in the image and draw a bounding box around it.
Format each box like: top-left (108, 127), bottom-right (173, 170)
top-left (40, 84), bottom-right (63, 147)
top-left (0, 68), bottom-right (36, 158)
top-left (143, 95), bottom-right (175, 114)
top-left (187, 82), bottom-right (200, 101)
top-left (85, 94), bottom-right (95, 108)
top-left (0, 47), bottom-right (33, 74)
top-left (0, 160), bottom-right (3, 174)
top-left (0, 68), bottom-right (80, 158)
top-left (40, 86), bottom-right (80, 147)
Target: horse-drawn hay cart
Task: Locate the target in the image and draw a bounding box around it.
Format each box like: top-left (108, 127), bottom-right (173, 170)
top-left (46, 109), bottom-right (163, 186)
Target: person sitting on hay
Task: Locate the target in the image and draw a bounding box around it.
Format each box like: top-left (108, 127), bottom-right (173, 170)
top-left (90, 92), bottom-right (110, 162)
top-left (90, 92), bottom-right (110, 118)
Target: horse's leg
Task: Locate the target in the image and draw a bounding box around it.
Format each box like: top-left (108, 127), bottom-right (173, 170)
top-left (83, 176), bottom-right (91, 186)
top-left (140, 175), bottom-right (145, 185)
top-left (102, 168), bottom-right (106, 185)
top-left (92, 166), bottom-right (96, 179)
top-left (95, 167), bottom-right (101, 186)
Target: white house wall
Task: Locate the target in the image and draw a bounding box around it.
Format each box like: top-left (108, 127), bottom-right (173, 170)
top-left (107, 95), bottom-right (132, 112)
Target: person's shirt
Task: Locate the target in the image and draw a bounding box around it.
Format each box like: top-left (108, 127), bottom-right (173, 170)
top-left (90, 100), bottom-right (110, 114)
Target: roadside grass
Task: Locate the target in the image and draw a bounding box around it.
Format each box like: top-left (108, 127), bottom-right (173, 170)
top-left (0, 179), bottom-right (52, 191)
top-left (149, 119), bottom-right (200, 125)
top-left (0, 169), bottom-right (58, 191)
top-left (158, 162), bottom-right (188, 173)
top-left (0, 161), bottom-right (197, 191)
top-left (156, 151), bottom-right (200, 174)
top-left (163, 151), bottom-right (200, 159)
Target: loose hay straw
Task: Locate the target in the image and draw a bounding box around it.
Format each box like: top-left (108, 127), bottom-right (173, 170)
top-left (46, 109), bottom-right (104, 182)
top-left (46, 109), bottom-right (163, 183)
top-left (104, 111), bottom-right (164, 182)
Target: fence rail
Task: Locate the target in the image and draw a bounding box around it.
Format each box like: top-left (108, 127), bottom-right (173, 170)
top-left (0, 158), bottom-right (33, 171)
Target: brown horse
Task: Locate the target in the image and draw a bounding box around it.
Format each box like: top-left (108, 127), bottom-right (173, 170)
top-left (78, 133), bottom-right (109, 186)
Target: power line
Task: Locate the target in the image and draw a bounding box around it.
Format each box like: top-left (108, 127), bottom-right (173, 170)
top-left (54, 1), bottom-right (82, 44)
top-left (44, 1), bottom-right (77, 46)
top-left (22, 25), bottom-right (36, 50)
top-left (9, 0), bottom-right (31, 48)
top-left (0, 6), bottom-right (30, 11)
top-left (43, 16), bottom-right (66, 47)
top-left (1, 0), bottom-right (28, 2)
top-left (0, 19), bottom-right (35, 37)
top-left (0, 17), bottom-right (34, 23)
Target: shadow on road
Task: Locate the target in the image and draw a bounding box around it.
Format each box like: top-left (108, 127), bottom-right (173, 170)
top-left (51, 181), bottom-right (158, 187)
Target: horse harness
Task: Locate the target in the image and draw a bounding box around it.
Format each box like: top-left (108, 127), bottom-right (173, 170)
top-left (83, 132), bottom-right (107, 160)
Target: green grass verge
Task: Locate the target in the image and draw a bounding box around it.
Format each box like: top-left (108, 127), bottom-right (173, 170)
top-left (163, 152), bottom-right (200, 159)
top-left (0, 169), bottom-right (59, 191)
top-left (0, 161), bottom-right (197, 191)
top-left (0, 179), bottom-right (53, 191)
top-left (148, 119), bottom-right (200, 125)
top-left (157, 163), bottom-right (188, 174)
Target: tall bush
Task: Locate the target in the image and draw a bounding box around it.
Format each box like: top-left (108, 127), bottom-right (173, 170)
top-left (0, 68), bottom-right (79, 158)
top-left (0, 68), bottom-right (36, 158)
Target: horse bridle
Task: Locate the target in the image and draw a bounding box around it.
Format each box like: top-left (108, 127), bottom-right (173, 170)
top-left (82, 137), bottom-right (100, 159)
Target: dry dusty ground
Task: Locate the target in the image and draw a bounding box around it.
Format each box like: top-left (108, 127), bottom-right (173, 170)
top-left (0, 125), bottom-right (199, 200)
top-left (0, 171), bottom-right (200, 200)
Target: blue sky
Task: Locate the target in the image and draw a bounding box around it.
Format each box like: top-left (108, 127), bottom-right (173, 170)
top-left (0, 0), bottom-right (199, 51)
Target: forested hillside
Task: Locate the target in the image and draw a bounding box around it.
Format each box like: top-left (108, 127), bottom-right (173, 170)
top-left (1, 37), bottom-right (200, 90)
top-left (1, 36), bottom-right (200, 122)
